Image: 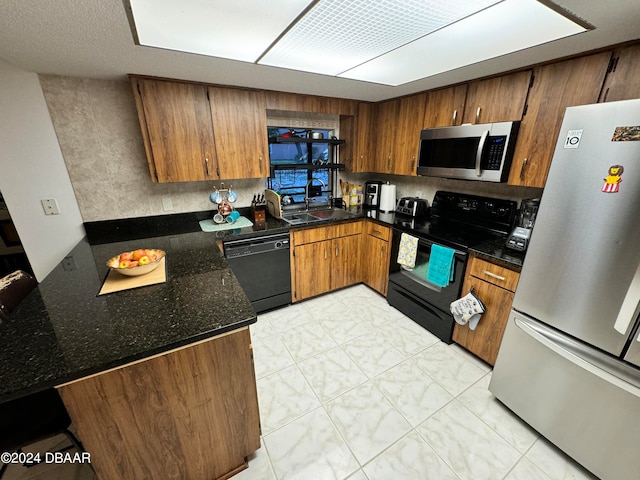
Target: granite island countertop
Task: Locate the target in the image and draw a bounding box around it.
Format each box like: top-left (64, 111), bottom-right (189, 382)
top-left (0, 228), bottom-right (256, 403)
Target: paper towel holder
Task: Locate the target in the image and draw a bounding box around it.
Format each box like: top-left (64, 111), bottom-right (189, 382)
top-left (379, 181), bottom-right (397, 213)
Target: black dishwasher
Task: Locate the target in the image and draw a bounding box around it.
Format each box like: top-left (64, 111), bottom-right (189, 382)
top-left (223, 232), bottom-right (291, 313)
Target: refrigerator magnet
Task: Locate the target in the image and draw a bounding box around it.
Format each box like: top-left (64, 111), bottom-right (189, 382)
top-left (602, 165), bottom-right (624, 193)
top-left (611, 126), bottom-right (640, 142)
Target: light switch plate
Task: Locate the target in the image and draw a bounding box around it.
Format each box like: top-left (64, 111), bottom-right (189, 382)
top-left (41, 198), bottom-right (60, 215)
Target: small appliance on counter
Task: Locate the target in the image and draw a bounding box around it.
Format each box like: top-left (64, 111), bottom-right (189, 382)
top-left (396, 197), bottom-right (429, 217)
top-left (505, 198), bottom-right (540, 251)
top-left (379, 181), bottom-right (396, 213)
top-left (364, 180), bottom-right (383, 209)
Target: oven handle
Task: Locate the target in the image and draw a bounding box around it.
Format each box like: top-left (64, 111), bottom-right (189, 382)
top-left (475, 130), bottom-right (489, 177)
top-left (392, 228), bottom-right (467, 257)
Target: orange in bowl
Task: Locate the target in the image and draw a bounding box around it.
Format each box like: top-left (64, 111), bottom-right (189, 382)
top-left (106, 249), bottom-right (165, 276)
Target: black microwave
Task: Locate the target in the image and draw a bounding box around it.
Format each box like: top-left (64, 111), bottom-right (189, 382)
top-left (416, 121), bottom-right (519, 182)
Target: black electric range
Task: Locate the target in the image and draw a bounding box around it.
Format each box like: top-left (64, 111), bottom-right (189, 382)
top-left (387, 191), bottom-right (518, 343)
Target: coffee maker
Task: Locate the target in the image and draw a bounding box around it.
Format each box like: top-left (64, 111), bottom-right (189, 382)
top-left (506, 198), bottom-right (540, 251)
top-left (364, 180), bottom-right (383, 209)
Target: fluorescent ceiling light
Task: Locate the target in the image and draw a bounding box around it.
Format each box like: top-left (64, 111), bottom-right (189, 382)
top-left (129, 0), bottom-right (591, 86)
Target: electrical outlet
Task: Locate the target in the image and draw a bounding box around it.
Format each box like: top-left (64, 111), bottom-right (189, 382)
top-left (62, 256), bottom-right (76, 271)
top-left (41, 198), bottom-right (60, 215)
top-left (162, 195), bottom-right (173, 211)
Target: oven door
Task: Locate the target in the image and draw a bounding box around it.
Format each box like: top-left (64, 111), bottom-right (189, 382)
top-left (387, 228), bottom-right (467, 343)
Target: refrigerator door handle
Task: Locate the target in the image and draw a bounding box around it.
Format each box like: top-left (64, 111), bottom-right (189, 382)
top-left (514, 314), bottom-right (640, 396)
top-left (613, 261), bottom-right (640, 334)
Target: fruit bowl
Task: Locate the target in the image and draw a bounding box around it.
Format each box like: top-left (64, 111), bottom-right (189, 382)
top-left (106, 249), bottom-right (165, 277)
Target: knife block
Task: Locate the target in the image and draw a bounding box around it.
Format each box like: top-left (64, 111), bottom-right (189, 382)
top-left (251, 203), bottom-right (266, 222)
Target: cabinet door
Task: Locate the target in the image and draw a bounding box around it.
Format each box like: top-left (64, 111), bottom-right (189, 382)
top-left (133, 78), bottom-right (217, 182)
top-left (599, 44), bottom-right (640, 102)
top-left (208, 87), bottom-right (268, 179)
top-left (508, 52), bottom-right (611, 187)
top-left (373, 99), bottom-right (400, 173)
top-left (393, 93), bottom-right (427, 176)
top-left (422, 84), bottom-right (468, 128)
top-left (292, 240), bottom-right (331, 302)
top-left (362, 235), bottom-right (390, 296)
top-left (340, 102), bottom-right (374, 173)
top-left (332, 234), bottom-right (361, 291)
top-left (452, 276), bottom-right (514, 366)
top-left (462, 70), bottom-right (532, 124)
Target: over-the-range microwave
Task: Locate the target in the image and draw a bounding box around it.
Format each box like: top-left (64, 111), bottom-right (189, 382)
top-left (416, 121), bottom-right (519, 182)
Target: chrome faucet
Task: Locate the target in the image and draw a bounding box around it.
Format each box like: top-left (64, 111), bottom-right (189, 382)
top-left (305, 177), bottom-right (326, 210)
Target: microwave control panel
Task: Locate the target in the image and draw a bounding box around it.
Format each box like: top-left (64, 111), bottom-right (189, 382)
top-left (483, 136), bottom-right (507, 170)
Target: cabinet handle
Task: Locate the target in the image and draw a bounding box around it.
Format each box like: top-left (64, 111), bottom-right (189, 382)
top-left (452, 109), bottom-right (458, 125)
top-left (411, 157), bottom-right (416, 170)
top-left (483, 270), bottom-right (506, 281)
top-left (205, 157), bottom-right (210, 176)
top-left (335, 244), bottom-right (339, 257)
top-left (519, 158), bottom-right (528, 181)
top-left (324, 246), bottom-right (327, 259)
top-left (259, 156), bottom-right (264, 174)
top-left (475, 107), bottom-right (481, 124)
top-left (387, 156), bottom-right (391, 170)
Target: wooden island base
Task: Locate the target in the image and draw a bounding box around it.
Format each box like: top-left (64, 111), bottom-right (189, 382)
top-left (57, 327), bottom-right (260, 480)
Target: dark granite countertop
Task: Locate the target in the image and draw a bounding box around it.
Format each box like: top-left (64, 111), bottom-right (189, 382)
top-left (0, 228), bottom-right (256, 403)
top-left (470, 237), bottom-right (526, 271)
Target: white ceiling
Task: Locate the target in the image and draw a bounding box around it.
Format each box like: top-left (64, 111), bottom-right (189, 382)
top-left (0, 0), bottom-right (638, 102)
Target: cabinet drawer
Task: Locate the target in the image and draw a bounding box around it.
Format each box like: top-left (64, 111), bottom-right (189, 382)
top-left (366, 221), bottom-right (391, 242)
top-left (292, 220), bottom-right (363, 246)
top-left (467, 256), bottom-right (520, 292)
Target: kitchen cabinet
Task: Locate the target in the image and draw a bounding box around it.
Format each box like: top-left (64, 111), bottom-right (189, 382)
top-left (132, 77), bottom-right (269, 182)
top-left (132, 77), bottom-right (217, 182)
top-left (264, 90), bottom-right (358, 115)
top-left (422, 84), bottom-right (468, 128)
top-left (290, 221), bottom-right (362, 301)
top-left (462, 70), bottom-right (532, 124)
top-left (340, 102), bottom-right (374, 173)
top-left (208, 86), bottom-right (268, 179)
top-left (599, 44), bottom-right (640, 102)
top-left (508, 52), bottom-right (612, 188)
top-left (453, 256), bottom-right (520, 366)
top-left (361, 221), bottom-right (391, 296)
top-left (58, 327), bottom-right (260, 480)
top-left (373, 93), bottom-right (427, 175)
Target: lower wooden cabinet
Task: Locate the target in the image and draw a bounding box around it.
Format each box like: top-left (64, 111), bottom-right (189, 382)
top-left (361, 221), bottom-right (392, 296)
top-left (290, 221), bottom-right (362, 302)
top-left (453, 256), bottom-right (520, 366)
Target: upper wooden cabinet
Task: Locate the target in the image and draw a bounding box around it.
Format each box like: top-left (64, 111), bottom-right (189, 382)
top-left (208, 87), bottom-right (268, 179)
top-left (132, 77), bottom-right (268, 182)
top-left (132, 78), bottom-right (217, 182)
top-left (340, 102), bottom-right (374, 173)
top-left (508, 52), bottom-right (612, 188)
top-left (599, 44), bottom-right (640, 102)
top-left (462, 70), bottom-right (532, 124)
top-left (422, 84), bottom-right (468, 128)
top-left (264, 91), bottom-right (358, 115)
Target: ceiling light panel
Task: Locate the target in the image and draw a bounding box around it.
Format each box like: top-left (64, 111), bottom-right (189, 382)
top-left (258, 0), bottom-right (501, 75)
top-left (129, 0), bottom-right (312, 62)
top-left (339, 0), bottom-right (589, 85)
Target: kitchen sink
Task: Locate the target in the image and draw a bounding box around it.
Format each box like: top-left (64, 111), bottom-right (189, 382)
top-left (281, 208), bottom-right (358, 225)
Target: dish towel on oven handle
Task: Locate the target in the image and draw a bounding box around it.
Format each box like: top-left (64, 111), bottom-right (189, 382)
top-left (450, 288), bottom-right (486, 330)
top-left (397, 232), bottom-right (418, 270)
top-left (427, 243), bottom-right (455, 287)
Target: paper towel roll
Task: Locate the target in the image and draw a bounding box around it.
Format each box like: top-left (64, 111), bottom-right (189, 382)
top-left (379, 182), bottom-right (396, 213)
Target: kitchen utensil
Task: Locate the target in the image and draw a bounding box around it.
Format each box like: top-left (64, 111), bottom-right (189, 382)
top-left (210, 189), bottom-right (223, 204)
top-left (226, 210), bottom-right (240, 223)
top-left (218, 201), bottom-right (233, 215)
top-left (307, 131), bottom-right (324, 139)
top-left (213, 213), bottom-right (225, 223)
top-left (226, 186), bottom-right (237, 203)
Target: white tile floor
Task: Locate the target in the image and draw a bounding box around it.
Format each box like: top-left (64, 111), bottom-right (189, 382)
top-left (4, 285), bottom-right (599, 480)
top-left (238, 285), bottom-right (600, 480)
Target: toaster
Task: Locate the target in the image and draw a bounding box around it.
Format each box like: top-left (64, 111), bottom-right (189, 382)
top-left (396, 197), bottom-right (429, 217)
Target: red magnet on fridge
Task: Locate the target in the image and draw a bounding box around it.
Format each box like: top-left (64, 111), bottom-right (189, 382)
top-left (602, 165), bottom-right (624, 193)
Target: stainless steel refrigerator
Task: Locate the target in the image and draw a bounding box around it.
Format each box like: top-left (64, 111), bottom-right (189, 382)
top-left (490, 99), bottom-right (640, 480)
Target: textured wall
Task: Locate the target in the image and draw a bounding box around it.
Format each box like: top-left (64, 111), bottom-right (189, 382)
top-left (39, 75), bottom-right (265, 221)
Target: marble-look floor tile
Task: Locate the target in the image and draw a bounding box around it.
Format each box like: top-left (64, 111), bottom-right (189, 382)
top-left (263, 303), bottom-right (316, 333)
top-left (524, 439), bottom-right (600, 480)
top-left (372, 358), bottom-right (453, 427)
top-left (342, 332), bottom-right (407, 379)
top-left (251, 334), bottom-right (295, 379)
top-left (325, 382), bottom-right (412, 464)
top-left (298, 346), bottom-right (368, 403)
top-left (457, 375), bottom-right (538, 454)
top-left (363, 430), bottom-right (459, 480)
top-left (449, 343), bottom-right (493, 373)
top-left (378, 317), bottom-right (441, 356)
top-left (263, 407), bottom-right (359, 480)
top-left (417, 400), bottom-right (522, 480)
top-left (318, 316), bottom-right (371, 345)
top-left (280, 321), bottom-right (338, 362)
top-left (413, 342), bottom-right (487, 396)
top-left (250, 315), bottom-right (277, 339)
top-left (345, 470), bottom-right (368, 480)
top-left (504, 458), bottom-right (553, 480)
top-left (256, 364), bottom-right (321, 434)
top-left (232, 445), bottom-right (276, 480)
